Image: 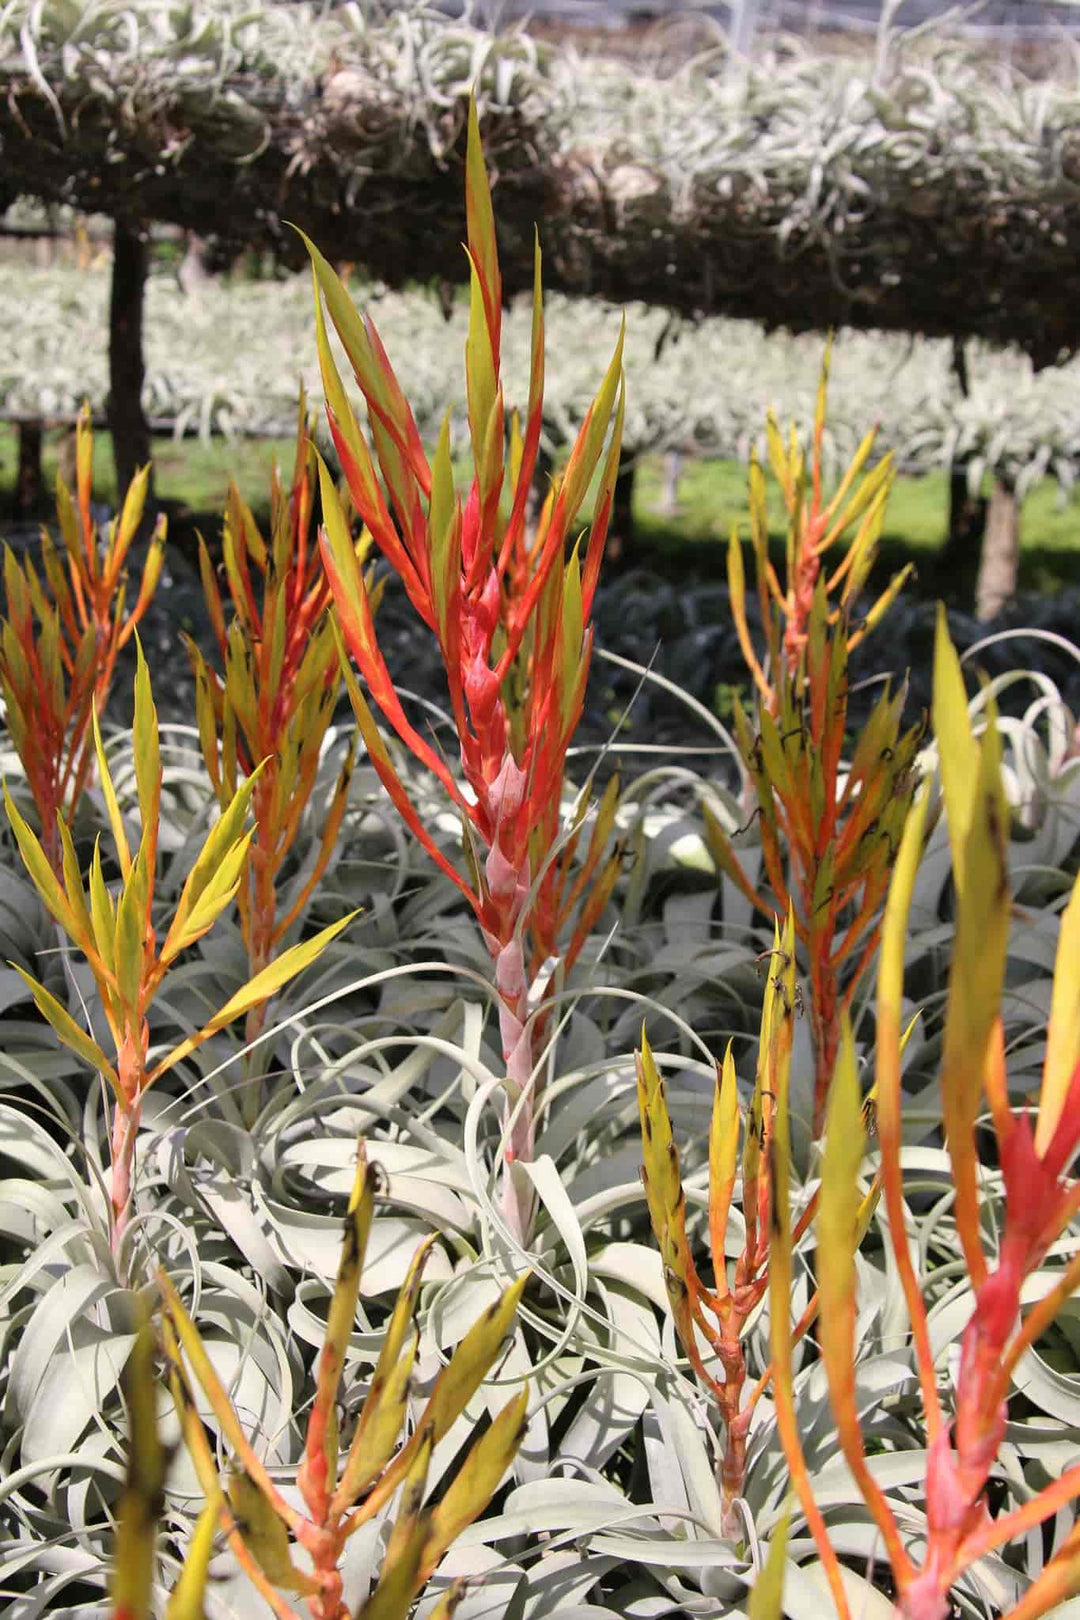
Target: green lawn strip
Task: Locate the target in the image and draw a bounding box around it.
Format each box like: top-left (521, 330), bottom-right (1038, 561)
top-left (4, 427), bottom-right (1080, 596)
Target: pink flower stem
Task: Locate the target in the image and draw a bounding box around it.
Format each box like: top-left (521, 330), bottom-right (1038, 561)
top-left (109, 1096), bottom-right (141, 1269)
top-left (494, 937), bottom-right (537, 1244)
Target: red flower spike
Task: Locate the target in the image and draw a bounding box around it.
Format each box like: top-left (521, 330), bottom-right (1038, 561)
top-left (305, 100), bottom-right (624, 1243)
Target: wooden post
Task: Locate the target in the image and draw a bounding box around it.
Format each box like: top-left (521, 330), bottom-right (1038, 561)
top-left (609, 459), bottom-right (636, 564)
top-left (14, 420), bottom-right (44, 517)
top-left (940, 336), bottom-right (984, 596)
top-left (107, 219), bottom-right (153, 507)
top-left (974, 474), bottom-right (1020, 621)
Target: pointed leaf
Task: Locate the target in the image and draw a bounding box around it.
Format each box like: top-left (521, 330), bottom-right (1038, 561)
top-left (110, 1318), bottom-right (165, 1620)
top-left (90, 835), bottom-right (117, 976)
top-left (748, 1501), bottom-right (793, 1620)
top-left (132, 635), bottom-right (161, 836)
top-left (92, 702), bottom-right (131, 879)
top-left (817, 1015), bottom-right (865, 1418)
top-left (3, 785), bottom-right (80, 937)
top-left (158, 1271), bottom-right (304, 1535)
top-left (301, 1147), bottom-right (376, 1522)
top-left (151, 911), bottom-right (358, 1080)
top-left (12, 963), bottom-right (121, 1100)
top-left (57, 813), bottom-right (95, 953)
top-left (334, 1237), bottom-right (436, 1516)
top-left (356, 1432), bottom-right (431, 1620)
top-left (709, 1042), bottom-right (739, 1296)
top-left (932, 604), bottom-right (978, 893)
top-left (1037, 872), bottom-right (1080, 1156)
top-left (420, 1388), bottom-right (529, 1581)
top-left (161, 764), bottom-right (265, 964)
top-left (226, 1471), bottom-right (318, 1597)
top-left (418, 1273), bottom-right (528, 1446)
top-left (114, 844), bottom-right (149, 1024)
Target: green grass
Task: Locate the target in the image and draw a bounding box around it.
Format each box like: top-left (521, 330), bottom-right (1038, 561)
top-left (4, 424), bottom-right (1080, 599)
top-left (631, 456), bottom-right (1080, 598)
top-left (0, 423), bottom-right (296, 518)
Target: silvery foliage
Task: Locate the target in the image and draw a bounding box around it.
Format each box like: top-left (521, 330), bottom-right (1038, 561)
top-left (1, 592), bottom-right (1079, 1616)
top-left (0, 0), bottom-right (556, 154)
top-left (6, 263), bottom-right (1080, 496)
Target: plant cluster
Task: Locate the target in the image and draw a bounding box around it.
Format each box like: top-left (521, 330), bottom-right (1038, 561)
top-left (0, 95), bottom-right (1079, 1620)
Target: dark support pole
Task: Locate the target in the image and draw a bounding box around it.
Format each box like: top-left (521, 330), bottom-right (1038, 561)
top-left (941, 335), bottom-right (984, 597)
top-left (609, 459), bottom-right (636, 563)
top-left (107, 219), bottom-right (153, 508)
top-left (14, 420), bottom-right (43, 517)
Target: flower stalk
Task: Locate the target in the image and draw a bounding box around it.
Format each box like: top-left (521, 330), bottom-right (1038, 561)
top-left (160, 1144), bottom-right (528, 1620)
top-left (776, 609), bottom-right (1080, 1620)
top-left (636, 911), bottom-right (877, 1534)
top-left (305, 99), bottom-right (625, 1242)
top-left (707, 362), bottom-right (920, 1136)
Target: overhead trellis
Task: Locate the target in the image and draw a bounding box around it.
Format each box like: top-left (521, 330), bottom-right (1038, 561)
top-left (1, 0), bottom-right (1079, 364)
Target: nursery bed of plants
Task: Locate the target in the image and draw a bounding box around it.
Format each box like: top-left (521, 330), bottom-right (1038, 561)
top-left (7, 262), bottom-right (1080, 508)
top-left (2, 107), bottom-right (1080, 1620)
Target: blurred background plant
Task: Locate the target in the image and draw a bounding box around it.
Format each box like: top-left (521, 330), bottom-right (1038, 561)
top-left (0, 408), bottom-right (165, 871)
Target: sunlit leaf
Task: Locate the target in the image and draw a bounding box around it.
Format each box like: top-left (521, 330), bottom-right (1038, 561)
top-left (3, 784), bottom-right (80, 937)
top-left (92, 702), bottom-right (131, 879)
top-left (748, 1501), bottom-right (793, 1620)
top-left (1037, 871), bottom-right (1080, 1156)
top-left (151, 910), bottom-right (358, 1079)
top-left (11, 962), bottom-right (121, 1099)
top-left (131, 635), bottom-right (161, 837)
top-left (420, 1388), bottom-right (529, 1581)
top-left (110, 1317), bottom-right (165, 1620)
top-left (164, 1491), bottom-right (224, 1620)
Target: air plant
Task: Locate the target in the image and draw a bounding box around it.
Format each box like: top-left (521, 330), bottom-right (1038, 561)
top-left (705, 360), bottom-right (921, 1136)
top-left (304, 99), bottom-right (625, 1243)
top-left (185, 394), bottom-right (366, 1123)
top-left (637, 910), bottom-right (881, 1536)
top-left (0, 404), bottom-right (165, 873)
top-left (770, 609), bottom-right (1080, 1620)
top-left (159, 1145), bottom-right (528, 1620)
top-left (4, 642), bottom-right (354, 1268)
top-left (107, 1148), bottom-right (526, 1620)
